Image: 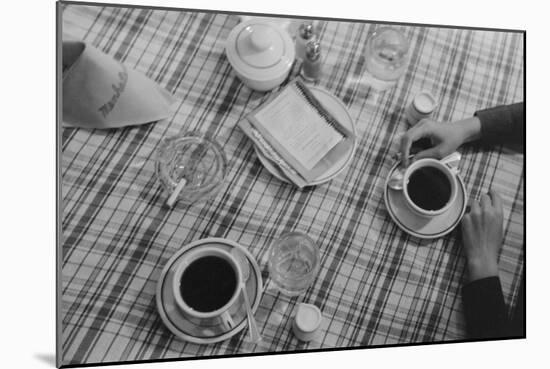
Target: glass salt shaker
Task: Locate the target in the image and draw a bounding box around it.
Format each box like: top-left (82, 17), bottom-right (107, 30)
top-left (295, 22), bottom-right (315, 60)
top-left (300, 40), bottom-right (322, 83)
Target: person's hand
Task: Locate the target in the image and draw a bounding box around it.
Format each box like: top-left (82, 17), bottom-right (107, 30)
top-left (460, 190), bottom-right (504, 283)
top-left (399, 117), bottom-right (481, 167)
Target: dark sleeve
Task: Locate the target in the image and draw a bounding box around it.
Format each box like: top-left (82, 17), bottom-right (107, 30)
top-left (509, 276), bottom-right (525, 337)
top-left (474, 102), bottom-right (524, 145)
top-left (462, 276), bottom-right (508, 339)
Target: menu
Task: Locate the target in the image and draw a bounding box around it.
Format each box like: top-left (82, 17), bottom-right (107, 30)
top-left (239, 80), bottom-right (353, 186)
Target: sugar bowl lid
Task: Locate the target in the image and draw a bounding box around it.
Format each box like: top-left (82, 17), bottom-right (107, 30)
top-left (225, 19), bottom-right (295, 80)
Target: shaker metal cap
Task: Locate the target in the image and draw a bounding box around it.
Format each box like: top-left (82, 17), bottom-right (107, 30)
top-left (299, 22), bottom-right (314, 39)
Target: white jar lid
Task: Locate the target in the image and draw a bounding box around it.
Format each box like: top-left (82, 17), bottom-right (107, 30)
top-left (226, 20), bottom-right (295, 81)
top-left (294, 303), bottom-right (322, 334)
top-left (413, 91), bottom-right (437, 114)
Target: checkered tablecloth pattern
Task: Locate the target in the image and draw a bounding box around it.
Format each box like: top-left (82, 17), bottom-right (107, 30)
top-left (60, 3), bottom-right (524, 366)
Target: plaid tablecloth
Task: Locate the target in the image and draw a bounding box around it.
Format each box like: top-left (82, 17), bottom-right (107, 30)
top-left (60, 3), bottom-right (524, 366)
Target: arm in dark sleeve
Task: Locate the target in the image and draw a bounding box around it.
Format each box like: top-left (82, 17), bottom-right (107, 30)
top-left (474, 102), bottom-right (524, 145)
top-left (462, 276), bottom-right (508, 339)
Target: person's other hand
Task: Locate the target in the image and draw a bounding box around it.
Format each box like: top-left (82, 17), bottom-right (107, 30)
top-left (399, 117), bottom-right (481, 167)
top-left (460, 190), bottom-right (504, 282)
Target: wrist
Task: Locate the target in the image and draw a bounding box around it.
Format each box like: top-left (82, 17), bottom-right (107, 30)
top-left (467, 258), bottom-right (499, 283)
top-left (457, 116), bottom-right (482, 144)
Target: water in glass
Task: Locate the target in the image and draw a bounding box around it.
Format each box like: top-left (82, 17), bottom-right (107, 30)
top-left (268, 232), bottom-right (320, 296)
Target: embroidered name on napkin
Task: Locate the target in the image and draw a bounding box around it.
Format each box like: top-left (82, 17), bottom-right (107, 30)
top-left (98, 66), bottom-right (128, 118)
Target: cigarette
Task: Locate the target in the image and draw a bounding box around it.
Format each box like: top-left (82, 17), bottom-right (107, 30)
top-left (166, 177), bottom-right (187, 208)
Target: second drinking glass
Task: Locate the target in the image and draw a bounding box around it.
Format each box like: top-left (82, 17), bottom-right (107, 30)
top-left (268, 232), bottom-right (320, 296)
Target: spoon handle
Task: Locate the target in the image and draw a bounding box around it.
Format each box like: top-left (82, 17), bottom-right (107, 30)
top-left (440, 151), bottom-right (461, 173)
top-left (242, 284), bottom-right (262, 344)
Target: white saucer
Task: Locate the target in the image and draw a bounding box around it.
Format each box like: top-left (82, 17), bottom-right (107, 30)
top-left (254, 86), bottom-right (357, 186)
top-left (384, 162), bottom-right (468, 239)
top-left (156, 238), bottom-right (263, 344)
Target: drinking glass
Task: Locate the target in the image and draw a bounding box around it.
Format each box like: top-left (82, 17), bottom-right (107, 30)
top-left (155, 132), bottom-right (227, 205)
top-left (363, 27), bottom-right (410, 90)
top-left (268, 232), bottom-right (320, 296)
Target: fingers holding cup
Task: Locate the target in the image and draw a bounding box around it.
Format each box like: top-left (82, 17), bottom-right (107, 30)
top-left (399, 121), bottom-right (432, 167)
top-left (480, 193), bottom-right (493, 213)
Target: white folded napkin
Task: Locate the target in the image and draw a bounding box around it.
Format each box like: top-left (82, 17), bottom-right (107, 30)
top-left (62, 41), bottom-right (174, 129)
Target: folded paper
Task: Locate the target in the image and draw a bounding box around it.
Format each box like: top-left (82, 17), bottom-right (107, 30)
top-left (238, 80), bottom-right (355, 187)
top-left (62, 41), bottom-right (174, 129)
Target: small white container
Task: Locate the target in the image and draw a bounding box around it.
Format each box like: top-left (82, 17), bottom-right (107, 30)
top-left (292, 303), bottom-right (323, 342)
top-left (225, 19), bottom-right (295, 92)
top-left (405, 91), bottom-right (437, 125)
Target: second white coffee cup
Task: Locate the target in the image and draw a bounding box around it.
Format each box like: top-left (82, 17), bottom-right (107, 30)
top-left (402, 158), bottom-right (458, 217)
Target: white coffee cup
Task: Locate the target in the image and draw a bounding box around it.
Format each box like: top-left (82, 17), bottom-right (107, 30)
top-left (172, 246), bottom-right (242, 330)
top-left (402, 158), bottom-right (458, 217)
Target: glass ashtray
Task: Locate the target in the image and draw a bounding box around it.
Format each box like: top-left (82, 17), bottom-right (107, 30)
top-left (155, 133), bottom-right (227, 206)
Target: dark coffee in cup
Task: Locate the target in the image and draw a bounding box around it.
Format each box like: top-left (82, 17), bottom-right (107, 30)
top-left (179, 255), bottom-right (238, 313)
top-left (406, 166), bottom-right (451, 211)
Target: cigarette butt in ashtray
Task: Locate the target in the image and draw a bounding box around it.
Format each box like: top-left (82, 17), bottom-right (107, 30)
top-left (166, 178), bottom-right (187, 208)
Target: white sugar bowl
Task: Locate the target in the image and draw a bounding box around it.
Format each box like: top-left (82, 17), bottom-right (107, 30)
top-left (225, 19), bottom-right (295, 92)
